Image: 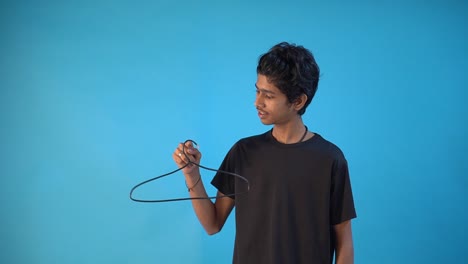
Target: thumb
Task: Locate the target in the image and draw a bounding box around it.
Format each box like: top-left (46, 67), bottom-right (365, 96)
top-left (187, 147), bottom-right (198, 155)
top-left (188, 147), bottom-right (201, 160)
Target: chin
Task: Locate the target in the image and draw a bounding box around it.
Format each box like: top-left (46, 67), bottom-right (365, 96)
top-left (260, 119), bottom-right (273, 125)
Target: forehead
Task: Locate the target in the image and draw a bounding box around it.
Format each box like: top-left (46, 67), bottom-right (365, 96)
top-left (255, 74), bottom-right (282, 94)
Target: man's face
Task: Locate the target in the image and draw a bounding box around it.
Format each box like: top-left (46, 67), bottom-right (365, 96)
top-left (254, 74), bottom-right (296, 125)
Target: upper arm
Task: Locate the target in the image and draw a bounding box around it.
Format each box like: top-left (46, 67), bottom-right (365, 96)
top-left (213, 191), bottom-right (235, 232)
top-left (333, 220), bottom-right (353, 245)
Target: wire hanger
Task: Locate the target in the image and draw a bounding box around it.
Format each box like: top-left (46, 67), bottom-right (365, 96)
top-left (129, 139), bottom-right (250, 203)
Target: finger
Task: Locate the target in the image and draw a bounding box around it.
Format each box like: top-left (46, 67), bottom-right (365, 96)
top-left (176, 142), bottom-right (198, 164)
top-left (177, 145), bottom-right (196, 164)
top-left (184, 141), bottom-right (194, 148)
top-left (180, 143), bottom-right (195, 157)
top-left (189, 146), bottom-right (201, 160)
top-left (176, 148), bottom-right (187, 163)
top-left (173, 151), bottom-right (183, 167)
top-left (174, 145), bottom-right (187, 164)
top-left (182, 142), bottom-right (198, 155)
top-left (184, 140), bottom-right (200, 153)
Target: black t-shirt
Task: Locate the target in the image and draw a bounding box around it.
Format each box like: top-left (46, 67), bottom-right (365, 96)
top-left (211, 130), bottom-right (356, 264)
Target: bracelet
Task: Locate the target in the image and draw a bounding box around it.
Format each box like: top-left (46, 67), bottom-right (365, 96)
top-left (186, 176), bottom-right (201, 192)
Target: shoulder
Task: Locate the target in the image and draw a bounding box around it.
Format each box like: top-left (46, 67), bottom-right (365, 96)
top-left (224, 131), bottom-right (270, 157)
top-left (310, 134), bottom-right (351, 178)
top-left (310, 133), bottom-right (347, 162)
top-left (238, 132), bottom-right (268, 143)
top-left (235, 131), bottom-right (270, 147)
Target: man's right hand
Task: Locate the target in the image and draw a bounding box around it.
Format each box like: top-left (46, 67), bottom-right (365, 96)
top-left (173, 141), bottom-right (202, 176)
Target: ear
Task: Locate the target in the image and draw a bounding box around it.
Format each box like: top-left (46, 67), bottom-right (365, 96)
top-left (293, 94), bottom-right (308, 112)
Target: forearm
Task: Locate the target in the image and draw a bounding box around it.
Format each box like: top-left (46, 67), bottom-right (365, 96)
top-left (334, 242), bottom-right (354, 264)
top-left (185, 172), bottom-right (221, 235)
top-left (174, 143), bottom-right (233, 235)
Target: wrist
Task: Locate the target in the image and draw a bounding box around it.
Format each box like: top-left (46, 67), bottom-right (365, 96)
top-left (185, 170), bottom-right (200, 180)
top-left (185, 175), bottom-right (201, 192)
top-left (184, 172), bottom-right (201, 192)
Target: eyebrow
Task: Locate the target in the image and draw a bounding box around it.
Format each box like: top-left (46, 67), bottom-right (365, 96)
top-left (254, 84), bottom-right (276, 94)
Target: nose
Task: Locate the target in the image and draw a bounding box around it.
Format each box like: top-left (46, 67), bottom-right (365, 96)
top-left (254, 94), bottom-right (264, 109)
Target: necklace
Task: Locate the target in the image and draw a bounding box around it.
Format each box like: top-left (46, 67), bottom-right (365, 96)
top-left (298, 125), bottom-right (308, 143)
top-left (271, 125), bottom-right (308, 143)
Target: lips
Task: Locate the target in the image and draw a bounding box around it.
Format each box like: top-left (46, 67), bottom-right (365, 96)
top-left (257, 110), bottom-right (267, 118)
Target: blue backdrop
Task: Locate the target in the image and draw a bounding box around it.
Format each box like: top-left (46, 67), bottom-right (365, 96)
top-left (1, 1), bottom-right (467, 263)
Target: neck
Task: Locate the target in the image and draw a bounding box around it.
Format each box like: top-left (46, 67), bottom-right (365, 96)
top-left (271, 122), bottom-right (308, 144)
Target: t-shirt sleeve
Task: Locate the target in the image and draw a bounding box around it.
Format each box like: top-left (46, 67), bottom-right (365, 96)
top-left (330, 156), bottom-right (357, 225)
top-left (211, 144), bottom-right (237, 199)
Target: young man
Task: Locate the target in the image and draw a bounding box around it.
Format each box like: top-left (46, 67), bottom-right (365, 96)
top-left (173, 42), bottom-right (356, 264)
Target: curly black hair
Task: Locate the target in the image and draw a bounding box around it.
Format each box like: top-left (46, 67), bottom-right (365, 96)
top-left (257, 42), bottom-right (320, 115)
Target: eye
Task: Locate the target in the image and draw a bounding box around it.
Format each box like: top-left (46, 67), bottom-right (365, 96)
top-left (255, 89), bottom-right (273, 99)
